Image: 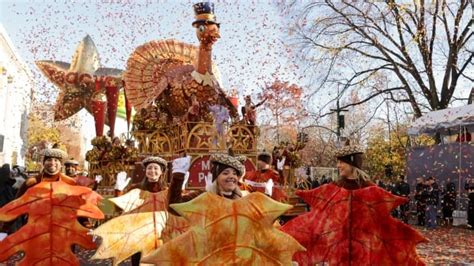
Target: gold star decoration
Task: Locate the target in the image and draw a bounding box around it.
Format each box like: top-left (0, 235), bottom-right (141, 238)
top-left (36, 35), bottom-right (123, 121)
top-left (228, 126), bottom-right (252, 150)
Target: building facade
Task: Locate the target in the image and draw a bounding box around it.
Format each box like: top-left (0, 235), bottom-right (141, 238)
top-left (0, 23), bottom-right (33, 166)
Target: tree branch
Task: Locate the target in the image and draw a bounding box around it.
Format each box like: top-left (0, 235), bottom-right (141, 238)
top-left (318, 86), bottom-right (407, 118)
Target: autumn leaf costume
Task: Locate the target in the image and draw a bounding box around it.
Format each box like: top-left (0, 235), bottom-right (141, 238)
top-left (281, 143), bottom-right (428, 265)
top-left (91, 156), bottom-right (188, 266)
top-left (0, 148), bottom-right (104, 266)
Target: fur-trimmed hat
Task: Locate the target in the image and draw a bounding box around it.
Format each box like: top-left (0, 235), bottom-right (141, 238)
top-left (334, 144), bottom-right (364, 169)
top-left (42, 148), bottom-right (67, 163)
top-left (142, 156), bottom-right (168, 171)
top-left (257, 152), bottom-right (272, 165)
top-left (64, 159), bottom-right (79, 166)
top-left (210, 153), bottom-right (245, 181)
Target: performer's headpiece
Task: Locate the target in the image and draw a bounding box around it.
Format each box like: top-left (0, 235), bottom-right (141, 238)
top-left (334, 141), bottom-right (364, 169)
top-left (210, 153), bottom-right (245, 181)
top-left (142, 156), bottom-right (168, 171)
top-left (42, 148), bottom-right (67, 163)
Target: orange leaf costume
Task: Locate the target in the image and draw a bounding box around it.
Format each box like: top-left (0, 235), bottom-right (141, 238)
top-left (0, 181), bottom-right (104, 265)
top-left (142, 192), bottom-right (304, 265)
top-left (108, 188), bottom-right (189, 241)
top-left (92, 189), bottom-right (189, 265)
top-left (281, 184), bottom-right (428, 265)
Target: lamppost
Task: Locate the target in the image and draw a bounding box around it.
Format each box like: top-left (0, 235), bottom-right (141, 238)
top-left (330, 86), bottom-right (349, 146)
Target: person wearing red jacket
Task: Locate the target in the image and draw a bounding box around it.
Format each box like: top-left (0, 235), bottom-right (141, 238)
top-left (244, 152), bottom-right (288, 202)
top-left (64, 159), bottom-right (99, 188)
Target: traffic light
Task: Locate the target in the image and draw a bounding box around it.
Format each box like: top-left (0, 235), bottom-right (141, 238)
top-left (338, 114), bottom-right (345, 129)
top-left (297, 132), bottom-right (309, 143)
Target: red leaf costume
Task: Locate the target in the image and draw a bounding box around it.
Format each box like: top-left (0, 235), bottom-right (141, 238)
top-left (281, 183), bottom-right (427, 265)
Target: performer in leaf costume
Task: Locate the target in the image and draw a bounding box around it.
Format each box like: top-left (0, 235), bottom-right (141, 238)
top-left (0, 148), bottom-right (104, 265)
top-left (92, 156), bottom-right (188, 266)
top-left (168, 152), bottom-right (248, 214)
top-left (16, 148), bottom-right (75, 197)
top-left (281, 141), bottom-right (428, 265)
top-left (142, 153), bottom-right (303, 265)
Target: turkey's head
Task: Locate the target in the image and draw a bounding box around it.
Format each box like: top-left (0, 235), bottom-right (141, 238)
top-left (196, 23), bottom-right (220, 50)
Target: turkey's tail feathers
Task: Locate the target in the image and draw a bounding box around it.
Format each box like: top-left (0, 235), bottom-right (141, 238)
top-left (124, 40), bottom-right (199, 110)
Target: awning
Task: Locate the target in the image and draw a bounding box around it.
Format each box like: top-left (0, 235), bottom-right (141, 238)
top-left (408, 105), bottom-right (474, 136)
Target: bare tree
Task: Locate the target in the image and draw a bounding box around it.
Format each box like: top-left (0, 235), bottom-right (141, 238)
top-left (300, 125), bottom-right (338, 167)
top-left (283, 0), bottom-right (473, 118)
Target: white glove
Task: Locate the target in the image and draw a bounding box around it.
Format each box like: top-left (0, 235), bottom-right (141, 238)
top-left (0, 232), bottom-right (7, 241)
top-left (182, 172), bottom-right (190, 190)
top-left (205, 172), bottom-right (213, 192)
top-left (277, 157), bottom-right (286, 170)
top-left (95, 175), bottom-right (103, 184)
top-left (114, 171), bottom-right (131, 191)
top-left (265, 178), bottom-right (274, 197)
top-left (13, 177), bottom-right (25, 190)
top-left (172, 156), bottom-right (192, 174)
top-left (87, 229), bottom-right (98, 242)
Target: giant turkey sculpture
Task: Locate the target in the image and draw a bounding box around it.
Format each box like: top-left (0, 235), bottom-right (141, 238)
top-left (124, 2), bottom-right (237, 123)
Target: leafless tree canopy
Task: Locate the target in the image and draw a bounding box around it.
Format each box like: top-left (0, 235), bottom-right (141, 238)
top-left (286, 0), bottom-right (472, 118)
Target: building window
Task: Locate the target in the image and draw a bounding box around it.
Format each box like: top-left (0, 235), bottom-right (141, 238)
top-left (0, 134), bottom-right (4, 153)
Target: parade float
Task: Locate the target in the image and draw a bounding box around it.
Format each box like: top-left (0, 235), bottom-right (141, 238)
top-left (32, 2), bottom-right (307, 219)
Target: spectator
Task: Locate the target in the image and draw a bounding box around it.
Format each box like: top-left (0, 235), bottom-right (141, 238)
top-left (465, 178), bottom-right (474, 229)
top-left (415, 177), bottom-right (426, 226)
top-left (374, 176), bottom-right (387, 190)
top-left (442, 177), bottom-right (456, 227)
top-left (388, 181), bottom-right (399, 218)
top-left (425, 177), bottom-right (439, 229)
top-left (311, 177), bottom-right (320, 189)
top-left (0, 164), bottom-right (15, 208)
top-left (320, 175), bottom-right (330, 185)
top-left (10, 165), bottom-right (27, 195)
top-left (0, 164), bottom-right (28, 234)
top-left (389, 181), bottom-right (398, 194)
top-left (396, 175), bottom-right (411, 224)
top-left (0, 164), bottom-right (14, 234)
